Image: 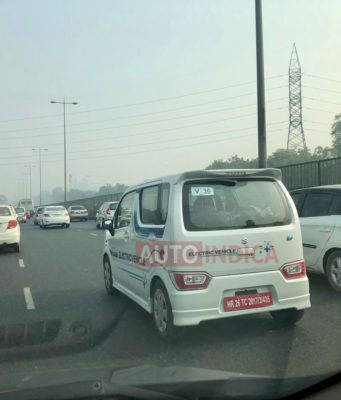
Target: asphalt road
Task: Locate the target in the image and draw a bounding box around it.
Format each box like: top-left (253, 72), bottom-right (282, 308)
top-left (0, 220), bottom-right (340, 381)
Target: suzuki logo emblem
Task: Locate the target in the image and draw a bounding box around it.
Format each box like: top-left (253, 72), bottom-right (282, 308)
top-left (241, 238), bottom-right (248, 245)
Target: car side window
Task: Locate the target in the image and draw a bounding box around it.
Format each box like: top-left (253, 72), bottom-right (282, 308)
top-left (115, 192), bottom-right (135, 229)
top-left (160, 183), bottom-right (170, 224)
top-left (140, 183), bottom-right (170, 225)
top-left (329, 194), bottom-right (341, 215)
top-left (140, 185), bottom-right (160, 224)
top-left (301, 192), bottom-right (333, 218)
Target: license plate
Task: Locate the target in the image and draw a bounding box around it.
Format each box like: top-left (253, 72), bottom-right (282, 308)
top-left (224, 292), bottom-right (273, 312)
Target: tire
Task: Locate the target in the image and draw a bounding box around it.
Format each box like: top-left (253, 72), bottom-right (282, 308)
top-left (101, 219), bottom-right (105, 229)
top-left (270, 309), bottom-right (304, 326)
top-left (34, 220), bottom-right (38, 226)
top-left (13, 243), bottom-right (20, 253)
top-left (96, 219), bottom-right (100, 229)
top-left (39, 224), bottom-right (43, 229)
top-left (24, 220), bottom-right (26, 223)
top-left (152, 280), bottom-right (184, 342)
top-left (66, 224), bottom-right (70, 228)
top-left (325, 250), bottom-right (341, 293)
top-left (103, 256), bottom-right (118, 296)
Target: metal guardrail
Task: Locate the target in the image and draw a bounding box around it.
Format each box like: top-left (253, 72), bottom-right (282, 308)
top-left (279, 157), bottom-right (341, 190)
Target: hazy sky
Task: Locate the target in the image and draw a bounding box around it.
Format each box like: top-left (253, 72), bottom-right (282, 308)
top-left (1, 0), bottom-right (340, 203)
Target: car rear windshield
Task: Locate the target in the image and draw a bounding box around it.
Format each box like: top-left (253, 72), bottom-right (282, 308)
top-left (71, 206), bottom-right (85, 210)
top-left (46, 207), bottom-right (66, 212)
top-left (109, 203), bottom-right (118, 210)
top-left (15, 207), bottom-right (24, 213)
top-left (183, 179), bottom-right (291, 231)
top-left (0, 207), bottom-right (11, 216)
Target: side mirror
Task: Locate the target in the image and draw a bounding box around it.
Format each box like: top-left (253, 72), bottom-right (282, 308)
top-left (104, 220), bottom-right (115, 236)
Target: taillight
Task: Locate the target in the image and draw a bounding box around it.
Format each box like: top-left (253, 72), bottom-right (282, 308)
top-left (106, 207), bottom-right (111, 214)
top-left (65, 212), bottom-right (69, 216)
top-left (7, 220), bottom-right (18, 229)
top-left (171, 272), bottom-right (211, 290)
top-left (84, 209), bottom-right (88, 213)
top-left (44, 213), bottom-right (50, 217)
top-left (281, 261), bottom-right (306, 279)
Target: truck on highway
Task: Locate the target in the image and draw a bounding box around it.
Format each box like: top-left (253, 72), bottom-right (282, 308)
top-left (18, 198), bottom-right (34, 212)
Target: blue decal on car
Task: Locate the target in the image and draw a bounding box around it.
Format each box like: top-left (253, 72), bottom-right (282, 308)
top-left (133, 204), bottom-right (165, 238)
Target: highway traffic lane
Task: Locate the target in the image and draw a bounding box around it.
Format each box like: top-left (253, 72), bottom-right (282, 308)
top-left (1, 222), bottom-right (340, 379)
top-left (2, 274), bottom-right (340, 380)
top-left (0, 222), bottom-right (128, 361)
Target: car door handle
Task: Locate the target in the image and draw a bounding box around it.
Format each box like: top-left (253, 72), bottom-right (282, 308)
top-left (319, 229), bottom-right (331, 233)
top-left (148, 233), bottom-right (156, 241)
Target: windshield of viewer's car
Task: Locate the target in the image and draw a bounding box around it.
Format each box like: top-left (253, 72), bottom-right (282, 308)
top-left (0, 1), bottom-right (340, 398)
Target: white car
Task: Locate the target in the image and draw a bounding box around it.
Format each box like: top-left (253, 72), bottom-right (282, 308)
top-left (39, 206), bottom-right (70, 229)
top-left (103, 169), bottom-right (310, 340)
top-left (0, 205), bottom-right (20, 252)
top-left (96, 201), bottom-right (119, 229)
top-left (14, 207), bottom-right (26, 223)
top-left (291, 185), bottom-right (341, 292)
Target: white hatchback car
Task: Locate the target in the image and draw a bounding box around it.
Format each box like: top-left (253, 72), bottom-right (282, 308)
top-left (291, 185), bottom-right (341, 292)
top-left (103, 169), bottom-right (310, 340)
top-left (0, 205), bottom-right (21, 252)
top-left (96, 201), bottom-right (119, 229)
top-left (39, 206), bottom-right (70, 229)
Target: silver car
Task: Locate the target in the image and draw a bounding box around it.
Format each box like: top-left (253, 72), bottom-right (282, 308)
top-left (68, 205), bottom-right (89, 222)
top-left (96, 201), bottom-right (118, 229)
top-left (34, 207), bottom-right (44, 225)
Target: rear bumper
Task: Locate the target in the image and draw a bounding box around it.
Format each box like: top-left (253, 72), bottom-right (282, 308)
top-left (42, 217), bottom-right (70, 226)
top-left (70, 214), bottom-right (88, 220)
top-left (0, 229), bottom-right (20, 246)
top-left (166, 270), bottom-right (311, 326)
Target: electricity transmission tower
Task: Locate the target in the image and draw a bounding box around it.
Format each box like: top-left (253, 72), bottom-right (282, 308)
top-left (287, 43), bottom-right (306, 150)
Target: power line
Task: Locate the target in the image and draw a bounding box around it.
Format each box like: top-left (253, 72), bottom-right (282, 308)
top-left (0, 105), bottom-right (288, 149)
top-left (305, 106), bottom-right (339, 114)
top-left (0, 85), bottom-right (287, 135)
top-left (1, 98), bottom-right (287, 141)
top-left (304, 97), bottom-right (341, 107)
top-left (0, 127), bottom-right (287, 167)
top-left (0, 120), bottom-right (287, 158)
top-left (0, 74), bottom-right (287, 124)
top-left (302, 73), bottom-right (341, 85)
top-left (303, 85), bottom-right (341, 95)
top-left (303, 120), bottom-right (331, 126)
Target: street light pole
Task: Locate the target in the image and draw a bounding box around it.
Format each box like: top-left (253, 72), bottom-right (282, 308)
top-left (255, 0), bottom-right (267, 168)
top-left (24, 164), bottom-right (35, 199)
top-left (50, 99), bottom-right (78, 202)
top-left (32, 148), bottom-right (48, 206)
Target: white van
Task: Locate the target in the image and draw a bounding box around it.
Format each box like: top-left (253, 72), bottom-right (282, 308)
top-left (103, 169), bottom-right (310, 340)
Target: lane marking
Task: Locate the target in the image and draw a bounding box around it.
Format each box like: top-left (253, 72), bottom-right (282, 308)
top-left (23, 287), bottom-right (35, 310)
top-left (90, 233), bottom-right (97, 237)
top-left (19, 259), bottom-right (25, 268)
